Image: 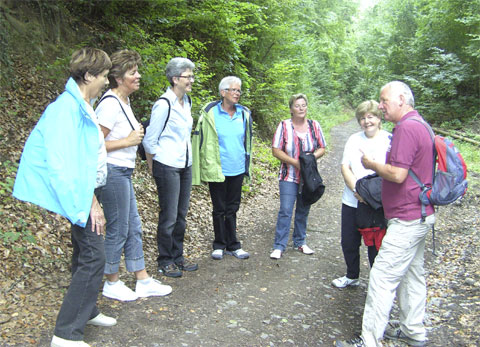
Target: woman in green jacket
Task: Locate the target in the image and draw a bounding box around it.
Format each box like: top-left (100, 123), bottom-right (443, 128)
top-left (192, 76), bottom-right (253, 260)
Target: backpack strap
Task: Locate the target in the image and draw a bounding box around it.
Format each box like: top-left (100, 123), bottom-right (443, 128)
top-left (403, 117), bottom-right (436, 220)
top-left (402, 116), bottom-right (438, 255)
top-left (408, 169), bottom-right (429, 221)
top-left (157, 97), bottom-right (171, 135)
top-left (97, 94), bottom-right (135, 130)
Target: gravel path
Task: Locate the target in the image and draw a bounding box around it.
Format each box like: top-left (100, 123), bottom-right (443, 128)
top-left (34, 119), bottom-right (480, 347)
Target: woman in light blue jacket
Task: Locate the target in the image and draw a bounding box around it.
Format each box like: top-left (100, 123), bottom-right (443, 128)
top-left (14, 48), bottom-right (116, 347)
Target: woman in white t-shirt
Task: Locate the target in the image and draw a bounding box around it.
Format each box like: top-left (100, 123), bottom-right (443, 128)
top-left (331, 100), bottom-right (391, 288)
top-left (96, 50), bottom-right (171, 301)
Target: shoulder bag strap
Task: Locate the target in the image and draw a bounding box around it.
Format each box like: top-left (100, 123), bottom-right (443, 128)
top-left (97, 95), bottom-right (135, 130)
top-left (307, 119), bottom-right (319, 151)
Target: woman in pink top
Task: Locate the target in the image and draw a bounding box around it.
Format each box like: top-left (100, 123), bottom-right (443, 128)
top-left (270, 93), bottom-right (326, 259)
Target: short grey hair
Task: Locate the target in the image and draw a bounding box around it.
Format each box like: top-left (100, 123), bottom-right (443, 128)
top-left (218, 76), bottom-right (242, 95)
top-left (165, 57), bottom-right (195, 86)
top-left (383, 81), bottom-right (415, 108)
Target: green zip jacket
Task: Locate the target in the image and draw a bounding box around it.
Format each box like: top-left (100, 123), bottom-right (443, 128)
top-left (192, 100), bottom-right (253, 185)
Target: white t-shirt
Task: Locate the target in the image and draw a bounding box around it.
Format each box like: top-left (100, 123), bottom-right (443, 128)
top-left (341, 129), bottom-right (391, 207)
top-left (96, 90), bottom-right (141, 168)
top-left (84, 102), bottom-right (107, 188)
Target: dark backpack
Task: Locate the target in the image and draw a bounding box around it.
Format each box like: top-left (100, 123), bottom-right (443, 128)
top-left (405, 117), bottom-right (468, 218)
top-left (96, 94), bottom-right (163, 161)
top-left (97, 95), bottom-right (192, 160)
top-left (137, 94), bottom-right (192, 160)
top-left (137, 97), bottom-right (171, 161)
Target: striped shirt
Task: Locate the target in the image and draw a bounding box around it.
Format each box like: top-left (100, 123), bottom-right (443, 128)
top-left (272, 118), bottom-right (326, 183)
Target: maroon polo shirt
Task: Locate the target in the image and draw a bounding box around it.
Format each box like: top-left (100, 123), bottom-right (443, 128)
top-left (382, 110), bottom-right (435, 220)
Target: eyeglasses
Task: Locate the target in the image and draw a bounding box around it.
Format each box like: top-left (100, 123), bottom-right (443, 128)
top-left (176, 75), bottom-right (195, 81)
top-left (225, 88), bottom-right (242, 95)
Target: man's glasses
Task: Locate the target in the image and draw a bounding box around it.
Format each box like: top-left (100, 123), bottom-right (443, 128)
top-left (225, 88), bottom-right (242, 95)
top-left (176, 75), bottom-right (195, 81)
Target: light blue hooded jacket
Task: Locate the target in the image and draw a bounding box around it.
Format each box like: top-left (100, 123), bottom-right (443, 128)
top-left (13, 77), bottom-right (100, 227)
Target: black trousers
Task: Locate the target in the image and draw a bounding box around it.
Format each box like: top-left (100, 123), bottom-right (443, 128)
top-left (208, 174), bottom-right (244, 251)
top-left (153, 161), bottom-right (192, 267)
top-left (54, 211), bottom-right (105, 340)
top-left (341, 203), bottom-right (377, 279)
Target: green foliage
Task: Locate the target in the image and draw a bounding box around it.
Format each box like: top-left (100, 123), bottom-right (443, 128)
top-left (350, 0), bottom-right (479, 122)
top-left (243, 140), bottom-right (278, 195)
top-left (0, 160), bottom-right (18, 197)
top-left (0, 216), bottom-right (36, 248)
top-left (456, 141), bottom-right (480, 174)
top-left (253, 139), bottom-right (279, 172)
top-left (309, 101), bottom-right (352, 147)
top-left (2, 0), bottom-right (479, 174)
top-left (0, 161), bottom-right (36, 250)
top-left (0, 6), bottom-right (13, 87)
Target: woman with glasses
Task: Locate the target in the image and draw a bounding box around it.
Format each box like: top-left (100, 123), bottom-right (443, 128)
top-left (143, 57), bottom-right (198, 278)
top-left (270, 93), bottom-right (326, 259)
top-left (192, 76), bottom-right (253, 261)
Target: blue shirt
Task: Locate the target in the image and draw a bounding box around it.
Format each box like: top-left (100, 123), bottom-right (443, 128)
top-left (143, 88), bottom-right (193, 168)
top-left (214, 102), bottom-right (246, 176)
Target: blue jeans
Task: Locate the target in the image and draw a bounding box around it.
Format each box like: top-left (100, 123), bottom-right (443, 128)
top-left (54, 191), bottom-right (105, 340)
top-left (273, 181), bottom-right (311, 251)
top-left (100, 164), bottom-right (145, 274)
top-left (153, 161), bottom-right (192, 267)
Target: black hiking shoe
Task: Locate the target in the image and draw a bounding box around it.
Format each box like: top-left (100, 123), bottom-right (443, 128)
top-left (176, 259), bottom-right (198, 272)
top-left (158, 263), bottom-right (182, 278)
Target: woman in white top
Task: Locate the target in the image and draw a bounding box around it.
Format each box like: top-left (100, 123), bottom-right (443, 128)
top-left (331, 100), bottom-right (391, 288)
top-left (142, 57), bottom-right (198, 278)
top-left (96, 50), bottom-right (171, 301)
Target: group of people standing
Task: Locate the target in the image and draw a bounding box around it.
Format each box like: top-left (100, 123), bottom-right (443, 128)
top-left (11, 47), bottom-right (253, 347)
top-left (12, 46), bottom-right (435, 347)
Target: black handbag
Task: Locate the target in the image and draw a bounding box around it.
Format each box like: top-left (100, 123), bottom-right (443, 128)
top-left (298, 151), bottom-right (325, 205)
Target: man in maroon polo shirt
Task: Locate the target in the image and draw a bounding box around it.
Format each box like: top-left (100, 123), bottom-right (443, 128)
top-left (336, 81), bottom-right (435, 347)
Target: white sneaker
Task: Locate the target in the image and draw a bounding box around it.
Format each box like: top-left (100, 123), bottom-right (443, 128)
top-left (86, 313), bottom-right (117, 327)
top-left (102, 280), bottom-right (138, 301)
top-left (226, 248), bottom-right (250, 259)
top-left (270, 249), bottom-right (282, 259)
top-left (211, 249), bottom-right (224, 260)
top-left (136, 278), bottom-right (172, 297)
top-left (331, 276), bottom-right (360, 288)
top-left (51, 336), bottom-right (90, 347)
top-left (296, 244), bottom-right (314, 255)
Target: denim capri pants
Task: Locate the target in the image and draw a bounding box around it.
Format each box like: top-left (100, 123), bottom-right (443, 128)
top-left (100, 163), bottom-right (145, 274)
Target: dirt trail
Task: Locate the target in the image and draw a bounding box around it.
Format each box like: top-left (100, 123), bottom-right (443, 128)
top-left (37, 119), bottom-right (479, 346)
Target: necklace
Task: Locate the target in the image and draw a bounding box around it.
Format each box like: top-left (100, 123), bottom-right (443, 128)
top-left (112, 89), bottom-right (128, 104)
